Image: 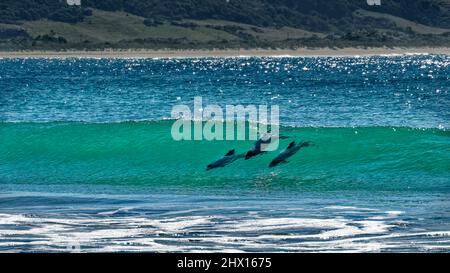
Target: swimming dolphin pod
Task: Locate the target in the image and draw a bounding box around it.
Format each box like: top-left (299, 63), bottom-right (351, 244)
top-left (206, 137), bottom-right (311, 171)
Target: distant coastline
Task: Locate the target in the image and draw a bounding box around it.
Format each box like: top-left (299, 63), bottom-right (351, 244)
top-left (1, 47), bottom-right (449, 59)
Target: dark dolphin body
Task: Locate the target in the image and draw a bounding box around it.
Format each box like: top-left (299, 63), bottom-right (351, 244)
top-left (245, 137), bottom-right (270, 160)
top-left (206, 149), bottom-right (244, 171)
top-left (245, 134), bottom-right (289, 160)
top-left (269, 141), bottom-right (310, 168)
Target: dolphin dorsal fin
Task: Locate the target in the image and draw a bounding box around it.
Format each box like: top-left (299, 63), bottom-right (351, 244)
top-left (287, 141), bottom-right (296, 149)
top-left (225, 149), bottom-right (235, 156)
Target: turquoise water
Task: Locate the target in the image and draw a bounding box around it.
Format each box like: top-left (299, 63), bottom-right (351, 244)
top-left (1, 122), bottom-right (449, 193)
top-left (0, 55), bottom-right (449, 252)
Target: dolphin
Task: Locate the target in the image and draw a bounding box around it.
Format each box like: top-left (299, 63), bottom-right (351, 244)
top-left (269, 141), bottom-right (310, 168)
top-left (245, 134), bottom-right (290, 160)
top-left (206, 149), bottom-right (244, 171)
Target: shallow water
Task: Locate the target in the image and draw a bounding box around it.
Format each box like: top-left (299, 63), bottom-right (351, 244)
top-left (0, 189), bottom-right (448, 252)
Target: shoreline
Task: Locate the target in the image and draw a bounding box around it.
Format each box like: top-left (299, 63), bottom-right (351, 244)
top-left (0, 47), bottom-right (449, 58)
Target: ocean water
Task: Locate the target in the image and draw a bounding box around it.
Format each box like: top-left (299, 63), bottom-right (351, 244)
top-left (0, 55), bottom-right (449, 252)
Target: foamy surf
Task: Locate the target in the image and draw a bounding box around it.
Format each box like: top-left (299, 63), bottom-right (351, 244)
top-left (0, 210), bottom-right (448, 252)
top-left (0, 192), bottom-right (449, 253)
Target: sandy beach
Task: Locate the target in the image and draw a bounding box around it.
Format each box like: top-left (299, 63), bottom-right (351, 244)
top-left (0, 47), bottom-right (449, 58)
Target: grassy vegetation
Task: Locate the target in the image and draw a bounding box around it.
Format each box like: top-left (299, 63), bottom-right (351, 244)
top-left (354, 9), bottom-right (450, 35)
top-left (0, 1), bottom-right (449, 50)
top-left (20, 10), bottom-right (236, 43)
top-left (0, 9), bottom-right (331, 50)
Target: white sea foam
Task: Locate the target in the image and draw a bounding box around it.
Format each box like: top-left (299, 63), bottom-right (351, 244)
top-left (0, 208), bottom-right (449, 253)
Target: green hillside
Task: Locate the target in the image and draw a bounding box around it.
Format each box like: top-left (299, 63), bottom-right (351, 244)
top-left (0, 0), bottom-right (449, 50)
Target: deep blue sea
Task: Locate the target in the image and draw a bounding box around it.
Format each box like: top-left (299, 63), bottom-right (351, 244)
top-left (0, 55), bottom-right (449, 252)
